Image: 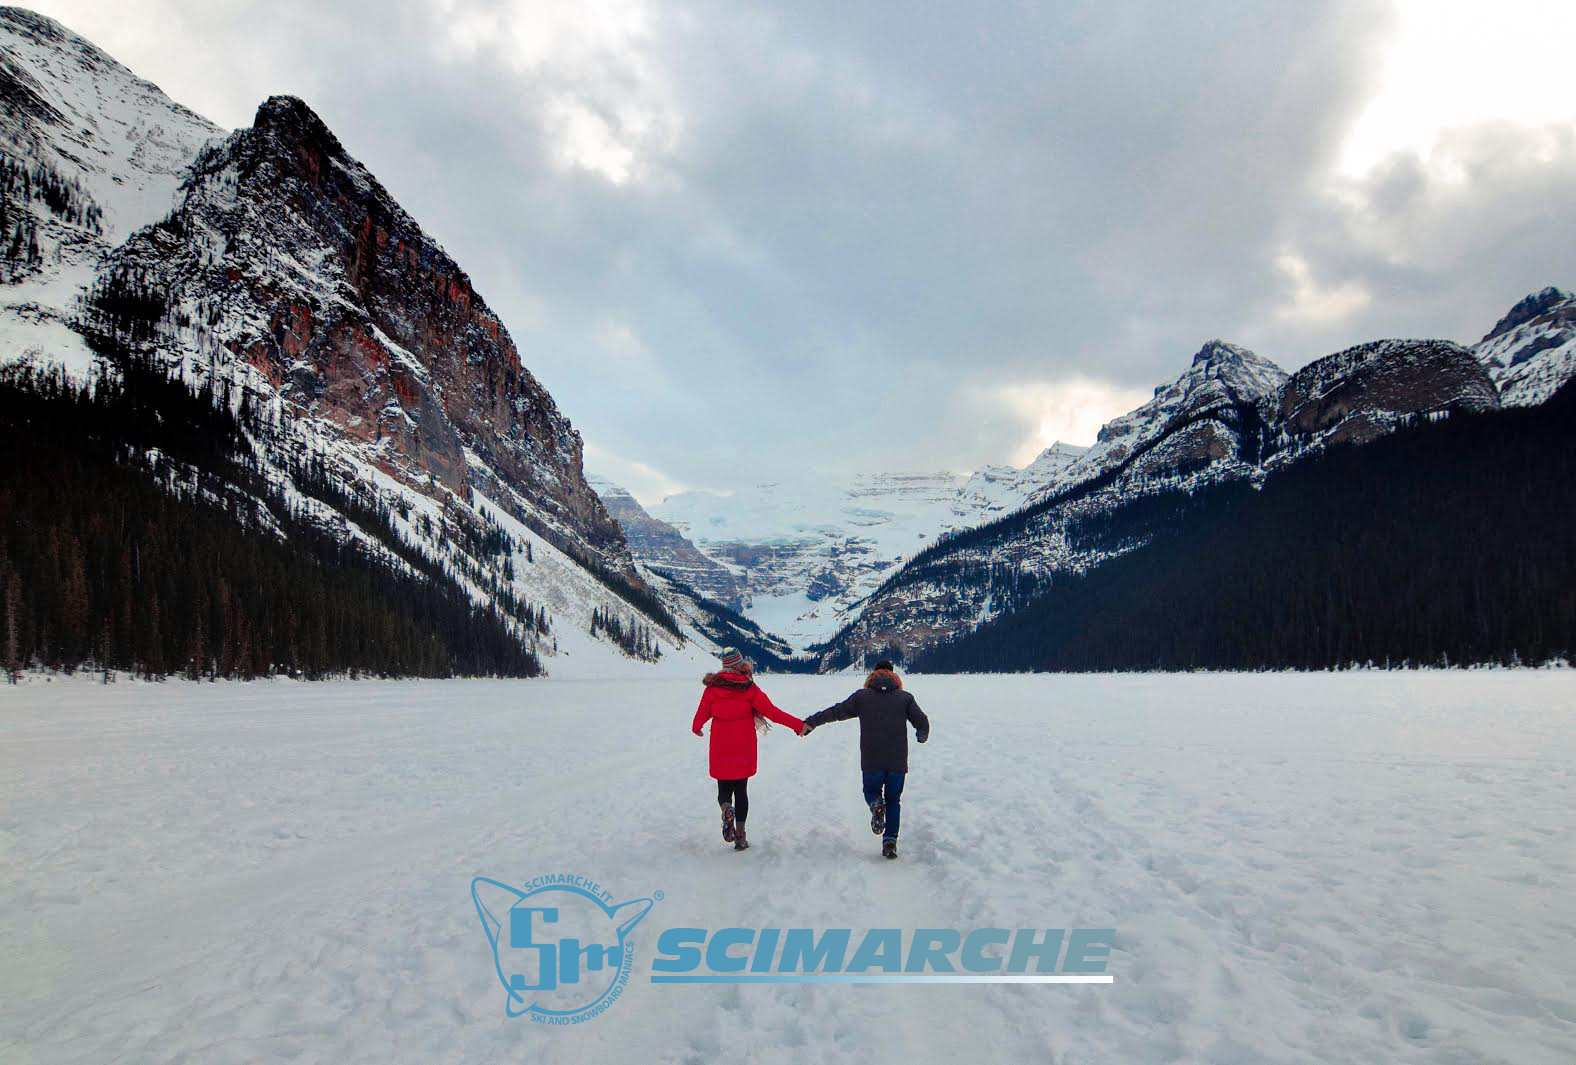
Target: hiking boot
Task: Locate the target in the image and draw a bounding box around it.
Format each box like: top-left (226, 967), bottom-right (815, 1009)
top-left (734, 828), bottom-right (750, 851)
top-left (882, 839), bottom-right (897, 860)
top-left (720, 803), bottom-right (736, 843)
top-left (869, 799), bottom-right (886, 836)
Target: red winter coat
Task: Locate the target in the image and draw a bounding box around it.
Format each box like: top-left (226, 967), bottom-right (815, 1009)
top-left (692, 672), bottom-right (804, 780)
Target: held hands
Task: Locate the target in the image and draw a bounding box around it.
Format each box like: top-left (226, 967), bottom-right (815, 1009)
top-left (799, 723), bottom-right (814, 737)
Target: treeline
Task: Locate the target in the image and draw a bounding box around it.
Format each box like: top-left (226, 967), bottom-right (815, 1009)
top-left (1, 152), bottom-right (104, 282)
top-left (649, 569), bottom-right (816, 673)
top-left (589, 605), bottom-right (662, 662)
top-left (819, 399), bottom-right (1270, 665)
top-left (0, 360), bottom-right (541, 680)
top-left (285, 451), bottom-right (551, 639)
top-left (581, 556), bottom-right (683, 639)
top-left (915, 382), bottom-right (1576, 672)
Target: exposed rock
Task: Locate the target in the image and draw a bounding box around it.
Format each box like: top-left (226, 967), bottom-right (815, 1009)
top-left (822, 340), bottom-right (1291, 666)
top-left (1473, 287), bottom-right (1576, 406)
top-left (1038, 340), bottom-right (1288, 497)
top-left (589, 476), bottom-right (747, 608)
top-left (821, 330), bottom-right (1517, 668)
top-left (1481, 286), bottom-right (1571, 342)
top-left (87, 94), bottom-right (630, 572)
top-left (1278, 339), bottom-right (1500, 448)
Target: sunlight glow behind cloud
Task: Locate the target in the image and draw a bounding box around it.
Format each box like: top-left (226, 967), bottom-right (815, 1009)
top-left (988, 378), bottom-right (1153, 466)
top-left (1337, 0), bottom-right (1576, 178)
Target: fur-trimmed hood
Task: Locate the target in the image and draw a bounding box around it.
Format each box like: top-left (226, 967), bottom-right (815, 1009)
top-left (703, 671), bottom-right (755, 691)
top-left (864, 668), bottom-right (902, 691)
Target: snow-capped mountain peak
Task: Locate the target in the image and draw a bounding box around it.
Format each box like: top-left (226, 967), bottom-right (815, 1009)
top-left (1481, 286), bottom-right (1572, 343)
top-left (1473, 286), bottom-right (1576, 406)
top-left (1183, 339), bottom-right (1288, 400)
top-left (955, 441), bottom-right (1087, 518)
top-left (1031, 340), bottom-right (1288, 504)
top-left (3, 9), bottom-right (707, 676)
top-left (1024, 439), bottom-right (1088, 473)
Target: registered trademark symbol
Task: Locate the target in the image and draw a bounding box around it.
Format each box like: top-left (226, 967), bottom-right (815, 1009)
top-left (654, 890), bottom-right (665, 901)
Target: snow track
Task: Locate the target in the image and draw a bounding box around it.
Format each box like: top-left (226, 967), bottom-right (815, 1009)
top-left (2, 672), bottom-right (1573, 1063)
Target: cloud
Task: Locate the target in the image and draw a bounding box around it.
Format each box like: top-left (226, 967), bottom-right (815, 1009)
top-left (1335, 0), bottom-right (1576, 179)
top-left (583, 442), bottom-right (688, 508)
top-left (1272, 253), bottom-right (1373, 326)
top-left (975, 378), bottom-right (1154, 467)
top-left (22, 0), bottom-right (1572, 488)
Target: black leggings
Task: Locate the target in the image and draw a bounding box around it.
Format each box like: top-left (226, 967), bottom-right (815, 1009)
top-left (717, 779), bottom-right (749, 826)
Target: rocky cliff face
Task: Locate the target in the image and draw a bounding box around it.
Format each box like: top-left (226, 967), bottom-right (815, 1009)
top-left (589, 476), bottom-right (747, 608)
top-left (1473, 286), bottom-right (1576, 406)
top-left (85, 94), bottom-right (630, 573)
top-left (2, 10), bottom-right (688, 673)
top-left (1042, 340), bottom-right (1289, 497)
top-left (1276, 339), bottom-right (1499, 448)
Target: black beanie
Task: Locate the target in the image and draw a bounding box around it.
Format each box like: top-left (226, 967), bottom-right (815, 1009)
top-left (874, 658), bottom-right (895, 672)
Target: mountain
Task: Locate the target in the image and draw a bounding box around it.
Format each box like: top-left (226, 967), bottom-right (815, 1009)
top-left (821, 330), bottom-right (1512, 669)
top-left (0, 6), bottom-right (221, 369)
top-left (917, 377), bottom-right (1576, 672)
top-left (1275, 339), bottom-right (1498, 448)
top-left (1473, 286), bottom-right (1576, 406)
top-left (640, 568), bottom-right (813, 674)
top-left (588, 476), bottom-right (747, 608)
top-left (1033, 340), bottom-right (1288, 500)
top-left (629, 308), bottom-right (1549, 667)
top-left (644, 451), bottom-right (1091, 646)
top-left (650, 471), bottom-right (963, 645)
top-left (0, 9), bottom-right (701, 678)
top-left (84, 93), bottom-right (629, 572)
top-left (953, 441), bottom-right (1087, 518)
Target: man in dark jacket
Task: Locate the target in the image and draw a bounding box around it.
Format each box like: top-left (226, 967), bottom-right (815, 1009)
top-left (803, 659), bottom-right (929, 859)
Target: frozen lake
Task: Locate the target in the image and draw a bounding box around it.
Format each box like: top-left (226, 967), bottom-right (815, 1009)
top-left (2, 671), bottom-right (1573, 1063)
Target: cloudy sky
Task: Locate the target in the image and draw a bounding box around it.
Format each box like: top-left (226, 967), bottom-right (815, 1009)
top-left (29, 0), bottom-right (1576, 502)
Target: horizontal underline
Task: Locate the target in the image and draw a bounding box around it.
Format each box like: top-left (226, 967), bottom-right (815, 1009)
top-left (650, 974), bottom-right (1113, 984)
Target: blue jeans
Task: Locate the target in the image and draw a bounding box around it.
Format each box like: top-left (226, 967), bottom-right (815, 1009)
top-left (862, 770), bottom-right (906, 841)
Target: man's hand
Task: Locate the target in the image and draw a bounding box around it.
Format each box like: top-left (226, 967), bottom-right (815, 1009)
top-left (799, 723), bottom-right (814, 737)
top-left (916, 732), bottom-right (928, 744)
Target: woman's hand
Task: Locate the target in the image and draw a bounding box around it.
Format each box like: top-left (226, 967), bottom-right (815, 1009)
top-left (799, 723), bottom-right (814, 737)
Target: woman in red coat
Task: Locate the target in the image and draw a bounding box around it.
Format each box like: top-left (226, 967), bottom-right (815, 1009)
top-left (692, 647), bottom-right (806, 850)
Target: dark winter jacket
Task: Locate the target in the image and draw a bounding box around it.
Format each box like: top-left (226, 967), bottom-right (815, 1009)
top-left (804, 668), bottom-right (929, 772)
top-left (693, 672), bottom-right (805, 780)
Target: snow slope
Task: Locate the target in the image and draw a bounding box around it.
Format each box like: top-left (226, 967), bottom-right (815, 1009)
top-left (0, 6), bottom-right (221, 373)
top-left (0, 7), bottom-right (220, 239)
top-left (4, 671), bottom-right (1573, 1064)
top-left (589, 475), bottom-right (748, 609)
top-left (1036, 340), bottom-right (1287, 504)
top-left (1473, 286), bottom-right (1576, 406)
top-left (649, 449), bottom-right (1087, 645)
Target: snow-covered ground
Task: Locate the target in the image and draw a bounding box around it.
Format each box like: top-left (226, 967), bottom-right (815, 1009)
top-left (2, 671), bottom-right (1573, 1064)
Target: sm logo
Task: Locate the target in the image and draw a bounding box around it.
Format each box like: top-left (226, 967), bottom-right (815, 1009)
top-left (471, 876), bottom-right (653, 1022)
